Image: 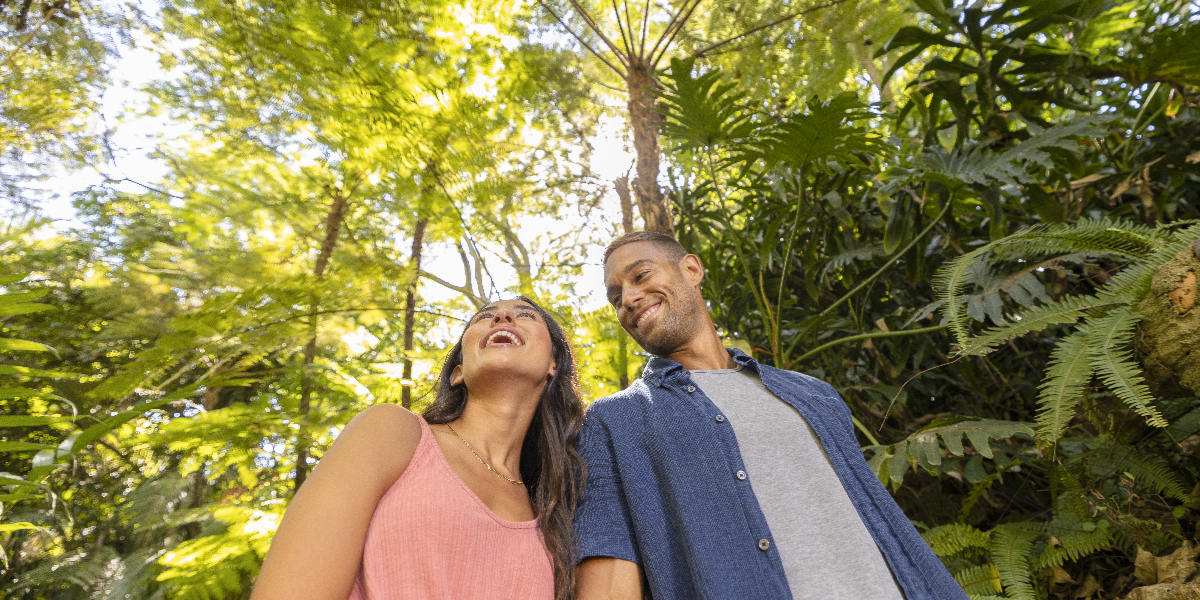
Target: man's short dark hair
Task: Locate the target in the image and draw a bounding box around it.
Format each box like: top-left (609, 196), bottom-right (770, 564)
top-left (603, 231), bottom-right (689, 265)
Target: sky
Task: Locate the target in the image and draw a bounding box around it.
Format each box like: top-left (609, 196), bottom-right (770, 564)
top-left (37, 9), bottom-right (635, 315)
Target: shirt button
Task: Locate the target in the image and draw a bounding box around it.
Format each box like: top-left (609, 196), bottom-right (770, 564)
top-left (758, 539), bottom-right (771, 551)
top-left (736, 470), bottom-right (747, 480)
top-left (686, 385), bottom-right (696, 393)
top-left (715, 414), bottom-right (725, 423)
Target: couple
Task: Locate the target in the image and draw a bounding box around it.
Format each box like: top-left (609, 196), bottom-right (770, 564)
top-left (251, 233), bottom-right (966, 600)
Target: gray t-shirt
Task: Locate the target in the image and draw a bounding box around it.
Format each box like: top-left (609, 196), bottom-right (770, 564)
top-left (689, 367), bottom-right (905, 600)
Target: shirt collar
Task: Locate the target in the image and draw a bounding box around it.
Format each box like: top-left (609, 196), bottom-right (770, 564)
top-left (641, 347), bottom-right (760, 387)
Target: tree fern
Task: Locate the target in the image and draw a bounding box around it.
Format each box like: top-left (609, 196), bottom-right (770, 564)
top-left (1036, 332), bottom-right (1093, 445)
top-left (990, 523), bottom-right (1042, 600)
top-left (1084, 309), bottom-right (1167, 428)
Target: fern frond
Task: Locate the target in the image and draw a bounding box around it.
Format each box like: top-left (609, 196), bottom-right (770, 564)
top-left (1108, 448), bottom-right (1189, 501)
top-left (988, 218), bottom-right (1160, 260)
top-left (1037, 527), bottom-right (1112, 568)
top-left (1036, 331), bottom-right (1093, 445)
top-left (960, 293), bottom-right (1124, 356)
top-left (934, 246), bottom-right (990, 349)
top-left (953, 564), bottom-right (1003, 596)
top-left (923, 523), bottom-right (991, 558)
top-left (990, 523), bottom-right (1042, 600)
top-left (1084, 309), bottom-right (1167, 428)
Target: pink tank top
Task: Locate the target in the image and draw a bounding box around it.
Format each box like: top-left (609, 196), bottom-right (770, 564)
top-left (348, 415), bottom-right (554, 600)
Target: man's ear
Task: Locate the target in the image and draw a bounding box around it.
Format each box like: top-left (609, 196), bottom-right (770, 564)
top-left (449, 364), bottom-right (464, 387)
top-left (679, 254), bottom-right (705, 287)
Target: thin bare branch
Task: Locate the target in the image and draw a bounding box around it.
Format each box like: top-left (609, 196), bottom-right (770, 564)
top-left (651, 0), bottom-right (703, 67)
top-left (639, 0), bottom-right (651, 58)
top-left (419, 269), bottom-right (486, 308)
top-left (648, 0), bottom-right (700, 61)
top-left (692, 0), bottom-right (852, 59)
top-left (535, 0), bottom-right (628, 77)
top-left (565, 0), bottom-right (631, 65)
top-left (612, 0), bottom-right (633, 56)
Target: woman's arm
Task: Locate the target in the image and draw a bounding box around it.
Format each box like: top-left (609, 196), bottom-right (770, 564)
top-left (251, 404), bottom-right (422, 600)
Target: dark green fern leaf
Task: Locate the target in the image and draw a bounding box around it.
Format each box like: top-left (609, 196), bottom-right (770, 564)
top-left (953, 564), bottom-right (1003, 596)
top-left (923, 523), bottom-right (991, 558)
top-left (1084, 309), bottom-right (1167, 428)
top-left (960, 293), bottom-right (1125, 356)
top-left (990, 523), bottom-right (1042, 600)
top-left (1036, 331), bottom-right (1093, 445)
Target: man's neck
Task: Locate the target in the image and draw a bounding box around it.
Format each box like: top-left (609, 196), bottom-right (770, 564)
top-left (663, 326), bottom-right (734, 371)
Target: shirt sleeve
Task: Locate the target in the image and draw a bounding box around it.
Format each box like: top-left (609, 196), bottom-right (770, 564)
top-left (573, 409), bottom-right (641, 565)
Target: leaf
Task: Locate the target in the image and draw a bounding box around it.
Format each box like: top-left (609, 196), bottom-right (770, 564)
top-left (1084, 309), bottom-right (1166, 428)
top-left (991, 524), bottom-right (1041, 600)
top-left (71, 399), bottom-right (178, 453)
top-left (0, 522), bottom-right (44, 533)
top-left (0, 338), bottom-right (58, 356)
top-left (657, 57), bottom-right (756, 151)
top-left (0, 442), bottom-right (58, 453)
top-left (924, 523), bottom-right (991, 558)
top-left (1036, 332), bottom-right (1093, 444)
top-left (955, 565), bottom-right (1004, 596)
top-left (0, 415), bottom-right (74, 427)
top-left (960, 293), bottom-right (1122, 356)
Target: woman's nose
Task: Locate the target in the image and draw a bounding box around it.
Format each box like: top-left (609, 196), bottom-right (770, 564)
top-left (491, 309), bottom-right (515, 323)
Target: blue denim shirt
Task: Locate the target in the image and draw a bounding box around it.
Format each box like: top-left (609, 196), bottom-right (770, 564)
top-left (574, 349), bottom-right (966, 600)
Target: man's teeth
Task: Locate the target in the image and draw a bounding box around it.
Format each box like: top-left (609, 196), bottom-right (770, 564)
top-left (637, 305), bottom-right (659, 328)
top-left (486, 331), bottom-right (523, 346)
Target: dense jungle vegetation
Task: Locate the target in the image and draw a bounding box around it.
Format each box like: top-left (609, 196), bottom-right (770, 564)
top-left (2, 0), bottom-right (1199, 598)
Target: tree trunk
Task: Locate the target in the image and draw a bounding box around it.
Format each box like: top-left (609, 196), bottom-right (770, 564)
top-left (626, 58), bottom-right (673, 235)
top-left (1138, 241), bottom-right (1200, 397)
top-left (615, 174), bottom-right (635, 235)
top-left (401, 217), bottom-right (429, 410)
top-left (294, 185), bottom-right (351, 493)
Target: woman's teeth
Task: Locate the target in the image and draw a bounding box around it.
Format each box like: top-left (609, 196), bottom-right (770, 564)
top-left (485, 331), bottom-right (523, 347)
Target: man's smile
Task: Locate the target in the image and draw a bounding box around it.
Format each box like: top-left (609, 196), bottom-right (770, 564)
top-left (633, 302), bottom-right (661, 329)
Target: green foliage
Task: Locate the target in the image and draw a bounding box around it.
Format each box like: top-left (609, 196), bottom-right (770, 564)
top-left (866, 417), bottom-right (1034, 485)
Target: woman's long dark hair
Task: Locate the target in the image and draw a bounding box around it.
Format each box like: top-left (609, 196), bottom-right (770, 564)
top-left (423, 296), bottom-right (586, 600)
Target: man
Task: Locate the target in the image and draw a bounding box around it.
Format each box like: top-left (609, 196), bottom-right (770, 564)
top-left (574, 232), bottom-right (966, 600)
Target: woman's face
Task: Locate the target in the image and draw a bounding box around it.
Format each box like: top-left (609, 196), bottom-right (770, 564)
top-left (450, 299), bottom-right (557, 392)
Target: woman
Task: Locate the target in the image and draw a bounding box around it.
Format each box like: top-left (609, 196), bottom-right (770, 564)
top-left (251, 297), bottom-right (586, 600)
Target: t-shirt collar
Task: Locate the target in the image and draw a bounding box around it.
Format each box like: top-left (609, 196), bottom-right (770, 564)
top-left (641, 347), bottom-right (759, 388)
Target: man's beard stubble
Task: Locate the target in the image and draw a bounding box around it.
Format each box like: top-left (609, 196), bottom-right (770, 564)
top-left (631, 285), bottom-right (703, 357)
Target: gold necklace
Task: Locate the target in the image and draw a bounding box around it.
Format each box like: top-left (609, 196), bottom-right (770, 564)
top-left (444, 422), bottom-right (525, 485)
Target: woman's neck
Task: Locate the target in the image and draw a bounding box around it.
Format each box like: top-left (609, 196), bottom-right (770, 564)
top-left (450, 383), bottom-right (544, 474)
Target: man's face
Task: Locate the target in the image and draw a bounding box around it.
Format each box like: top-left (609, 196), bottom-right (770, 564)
top-left (603, 242), bottom-right (704, 356)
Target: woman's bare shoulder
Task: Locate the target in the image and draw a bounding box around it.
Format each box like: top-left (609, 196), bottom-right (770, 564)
top-left (313, 403), bottom-right (424, 492)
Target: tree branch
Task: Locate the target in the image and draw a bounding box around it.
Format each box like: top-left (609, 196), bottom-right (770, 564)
top-left (563, 0), bottom-right (631, 67)
top-left (419, 269), bottom-right (486, 308)
top-left (535, 0), bottom-right (628, 77)
top-left (794, 325), bottom-right (949, 364)
top-left (692, 0), bottom-right (852, 59)
top-left (647, 0), bottom-right (701, 62)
